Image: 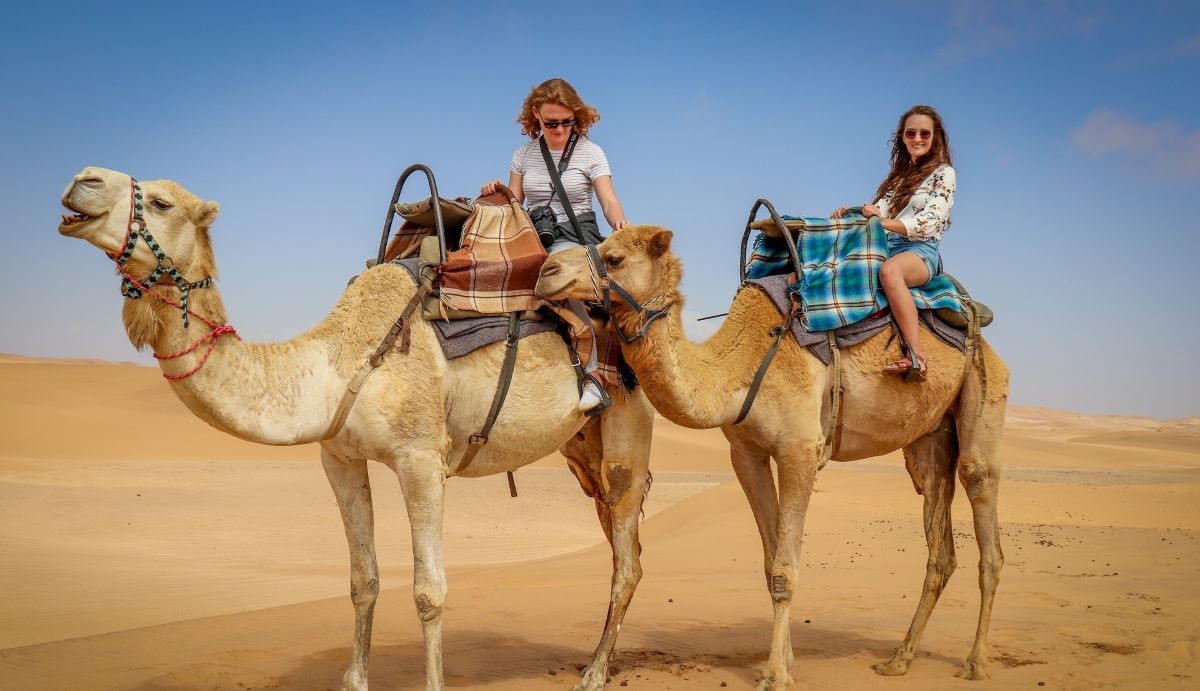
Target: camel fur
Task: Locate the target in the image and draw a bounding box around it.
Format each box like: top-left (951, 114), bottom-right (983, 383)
top-left (536, 226), bottom-right (1010, 690)
top-left (57, 167), bottom-right (655, 691)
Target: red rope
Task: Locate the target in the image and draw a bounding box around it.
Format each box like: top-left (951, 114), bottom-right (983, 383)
top-left (117, 266), bottom-right (239, 380)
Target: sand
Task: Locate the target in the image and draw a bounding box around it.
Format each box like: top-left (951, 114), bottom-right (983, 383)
top-left (2, 356), bottom-right (1198, 690)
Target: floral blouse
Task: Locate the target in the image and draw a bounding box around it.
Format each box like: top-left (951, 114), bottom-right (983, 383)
top-left (875, 164), bottom-right (956, 242)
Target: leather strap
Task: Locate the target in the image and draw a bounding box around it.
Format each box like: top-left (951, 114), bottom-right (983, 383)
top-left (735, 305), bottom-right (795, 424)
top-left (818, 330), bottom-right (844, 470)
top-left (455, 311), bottom-right (523, 474)
top-left (958, 300), bottom-right (988, 418)
top-left (539, 134), bottom-right (585, 245)
top-left (322, 284), bottom-right (429, 440)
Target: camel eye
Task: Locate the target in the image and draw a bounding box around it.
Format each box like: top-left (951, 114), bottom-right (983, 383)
top-left (151, 199), bottom-right (174, 210)
top-left (605, 255), bottom-right (623, 268)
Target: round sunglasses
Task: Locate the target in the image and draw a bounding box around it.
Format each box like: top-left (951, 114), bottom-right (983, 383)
top-left (903, 128), bottom-right (933, 141)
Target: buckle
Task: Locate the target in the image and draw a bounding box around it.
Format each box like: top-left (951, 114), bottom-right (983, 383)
top-left (469, 433), bottom-right (488, 445)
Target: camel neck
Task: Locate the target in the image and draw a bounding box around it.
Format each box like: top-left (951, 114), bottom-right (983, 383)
top-left (127, 289), bottom-right (342, 445)
top-left (620, 287), bottom-right (778, 429)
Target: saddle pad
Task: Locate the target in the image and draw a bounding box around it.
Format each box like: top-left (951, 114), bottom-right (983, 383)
top-left (393, 258), bottom-right (557, 360)
top-left (743, 274), bottom-right (966, 366)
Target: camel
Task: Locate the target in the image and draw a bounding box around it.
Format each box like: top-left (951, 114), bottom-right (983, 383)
top-left (56, 167), bottom-right (655, 691)
top-left (536, 226), bottom-right (1010, 690)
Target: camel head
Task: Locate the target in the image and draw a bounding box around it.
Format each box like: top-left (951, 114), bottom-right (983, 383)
top-left (59, 167), bottom-right (221, 285)
top-left (536, 225), bottom-right (682, 315)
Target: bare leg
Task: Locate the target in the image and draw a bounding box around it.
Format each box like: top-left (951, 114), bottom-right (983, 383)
top-left (759, 441), bottom-right (821, 691)
top-left (875, 419), bottom-right (958, 676)
top-left (955, 361), bottom-right (1007, 680)
top-left (395, 450), bottom-right (449, 691)
top-left (881, 252), bottom-right (931, 365)
top-left (321, 449), bottom-right (378, 691)
top-left (575, 393), bottom-right (653, 691)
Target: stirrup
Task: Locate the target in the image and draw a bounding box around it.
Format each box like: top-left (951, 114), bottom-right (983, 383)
top-left (579, 374), bottom-right (612, 417)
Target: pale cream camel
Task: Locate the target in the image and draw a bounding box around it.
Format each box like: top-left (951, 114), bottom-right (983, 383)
top-left (536, 226), bottom-right (1010, 690)
top-left (57, 167), bottom-right (655, 691)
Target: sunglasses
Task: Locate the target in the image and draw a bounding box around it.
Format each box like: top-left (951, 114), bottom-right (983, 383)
top-left (541, 117), bottom-right (576, 130)
top-left (903, 128), bottom-right (933, 141)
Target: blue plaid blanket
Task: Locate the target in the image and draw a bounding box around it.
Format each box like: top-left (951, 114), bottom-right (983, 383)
top-left (744, 210), bottom-right (966, 332)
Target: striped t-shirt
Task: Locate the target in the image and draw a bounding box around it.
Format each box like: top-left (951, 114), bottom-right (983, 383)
top-left (510, 136), bottom-right (611, 219)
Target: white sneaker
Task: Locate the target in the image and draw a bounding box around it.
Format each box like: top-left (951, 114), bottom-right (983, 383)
top-left (578, 379), bottom-right (605, 413)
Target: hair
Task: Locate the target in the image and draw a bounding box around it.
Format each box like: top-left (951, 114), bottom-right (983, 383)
top-left (872, 104), bottom-right (953, 215)
top-left (516, 78), bottom-right (601, 139)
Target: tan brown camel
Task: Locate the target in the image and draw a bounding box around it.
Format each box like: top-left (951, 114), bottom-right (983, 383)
top-left (57, 167), bottom-right (655, 691)
top-left (536, 226), bottom-right (1010, 690)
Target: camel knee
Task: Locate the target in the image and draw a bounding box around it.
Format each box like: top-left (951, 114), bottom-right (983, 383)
top-left (927, 554), bottom-right (957, 594)
top-left (604, 463), bottom-right (634, 506)
top-left (350, 575), bottom-right (379, 608)
top-left (770, 573), bottom-right (793, 603)
top-left (414, 591), bottom-right (444, 622)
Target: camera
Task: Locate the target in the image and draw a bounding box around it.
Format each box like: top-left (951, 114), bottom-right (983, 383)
top-left (529, 205), bottom-right (558, 247)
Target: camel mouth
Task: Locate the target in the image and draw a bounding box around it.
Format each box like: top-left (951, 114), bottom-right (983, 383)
top-left (57, 202), bottom-right (104, 235)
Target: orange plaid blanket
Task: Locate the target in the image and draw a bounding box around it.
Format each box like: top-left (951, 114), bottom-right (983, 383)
top-left (437, 192), bottom-right (547, 315)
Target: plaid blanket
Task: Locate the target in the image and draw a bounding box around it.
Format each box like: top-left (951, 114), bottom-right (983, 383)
top-left (744, 210), bottom-right (966, 331)
top-left (438, 198), bottom-right (547, 314)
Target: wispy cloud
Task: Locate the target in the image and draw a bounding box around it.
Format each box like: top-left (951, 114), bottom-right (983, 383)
top-left (933, 0), bottom-right (1109, 65)
top-left (1071, 109), bottom-right (1200, 177)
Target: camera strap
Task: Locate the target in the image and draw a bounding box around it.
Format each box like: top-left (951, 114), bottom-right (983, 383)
top-left (539, 132), bottom-right (585, 245)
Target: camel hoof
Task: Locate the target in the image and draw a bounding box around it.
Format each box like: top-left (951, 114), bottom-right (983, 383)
top-left (873, 656), bottom-right (911, 676)
top-left (341, 668), bottom-right (369, 691)
top-left (756, 670), bottom-right (794, 690)
top-left (572, 664), bottom-right (608, 691)
top-left (955, 659), bottom-right (989, 680)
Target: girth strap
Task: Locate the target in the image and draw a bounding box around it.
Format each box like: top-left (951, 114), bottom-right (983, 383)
top-left (958, 300), bottom-right (988, 418)
top-left (322, 284), bottom-right (429, 441)
top-left (454, 311), bottom-right (523, 489)
top-left (818, 330), bottom-right (844, 470)
top-left (735, 307), bottom-right (795, 425)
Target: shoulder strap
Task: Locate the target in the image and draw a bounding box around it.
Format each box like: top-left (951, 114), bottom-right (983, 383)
top-left (539, 134), bottom-right (585, 244)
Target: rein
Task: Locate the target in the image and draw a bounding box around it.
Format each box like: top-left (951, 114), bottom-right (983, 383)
top-left (107, 178), bottom-right (236, 380)
top-left (583, 244), bottom-right (671, 344)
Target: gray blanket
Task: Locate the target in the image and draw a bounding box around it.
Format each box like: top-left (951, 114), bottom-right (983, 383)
top-left (393, 258), bottom-right (559, 360)
top-left (743, 274), bottom-right (966, 366)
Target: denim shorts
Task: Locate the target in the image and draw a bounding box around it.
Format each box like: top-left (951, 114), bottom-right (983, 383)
top-left (887, 233), bottom-right (941, 285)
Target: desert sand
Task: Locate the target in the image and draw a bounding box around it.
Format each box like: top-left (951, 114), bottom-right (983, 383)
top-left (2, 355), bottom-right (1198, 690)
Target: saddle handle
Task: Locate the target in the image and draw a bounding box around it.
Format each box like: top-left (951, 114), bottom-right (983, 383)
top-left (739, 198), bottom-right (802, 284)
top-left (378, 164), bottom-right (448, 267)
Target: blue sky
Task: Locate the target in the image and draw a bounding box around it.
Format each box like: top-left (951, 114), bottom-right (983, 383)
top-left (2, 1), bottom-right (1197, 418)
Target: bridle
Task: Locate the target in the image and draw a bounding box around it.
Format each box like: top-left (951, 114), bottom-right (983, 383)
top-left (111, 179), bottom-right (215, 328)
top-left (106, 178), bottom-right (237, 379)
top-left (583, 244), bottom-right (671, 344)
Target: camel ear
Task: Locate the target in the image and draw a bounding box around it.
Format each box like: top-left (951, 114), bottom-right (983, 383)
top-left (196, 201), bottom-right (220, 229)
top-left (648, 229), bottom-right (673, 258)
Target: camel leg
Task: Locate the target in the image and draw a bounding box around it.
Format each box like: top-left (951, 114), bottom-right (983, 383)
top-left (759, 442), bottom-right (820, 691)
top-left (955, 381), bottom-right (1007, 680)
top-left (727, 431), bottom-right (781, 590)
top-left (874, 420), bottom-right (958, 676)
top-left (321, 449), bottom-right (379, 691)
top-left (395, 450), bottom-right (449, 691)
top-left (575, 393), bottom-right (654, 691)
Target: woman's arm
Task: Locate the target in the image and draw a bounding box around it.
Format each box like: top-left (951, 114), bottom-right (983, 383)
top-left (592, 175), bottom-right (629, 231)
top-left (901, 167), bottom-right (955, 240)
top-left (480, 172), bottom-right (525, 203)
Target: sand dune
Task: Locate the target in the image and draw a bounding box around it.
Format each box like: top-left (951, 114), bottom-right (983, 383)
top-left (2, 356), bottom-right (1198, 690)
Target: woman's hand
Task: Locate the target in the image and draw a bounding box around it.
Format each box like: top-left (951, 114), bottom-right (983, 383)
top-left (862, 204), bottom-right (882, 218)
top-left (831, 205), bottom-right (849, 218)
top-left (480, 179), bottom-right (503, 196)
top-left (613, 219), bottom-right (631, 231)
